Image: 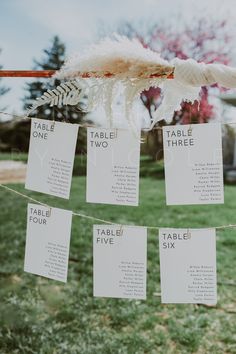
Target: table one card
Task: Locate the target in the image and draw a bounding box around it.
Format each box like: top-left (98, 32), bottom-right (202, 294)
top-left (159, 228), bottom-right (217, 305)
top-left (25, 118), bottom-right (78, 199)
top-left (163, 124), bottom-right (224, 205)
top-left (24, 203), bottom-right (72, 282)
top-left (86, 128), bottom-right (140, 206)
top-left (93, 225), bottom-right (147, 299)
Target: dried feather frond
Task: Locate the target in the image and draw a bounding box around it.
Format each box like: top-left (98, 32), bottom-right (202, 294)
top-left (27, 80), bottom-right (84, 116)
top-left (55, 35), bottom-right (174, 80)
top-left (27, 35), bottom-right (174, 132)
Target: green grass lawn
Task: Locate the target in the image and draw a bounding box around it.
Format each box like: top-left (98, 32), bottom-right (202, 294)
top-left (1, 177), bottom-right (236, 353)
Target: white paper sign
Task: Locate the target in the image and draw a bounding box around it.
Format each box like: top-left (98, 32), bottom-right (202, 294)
top-left (93, 225), bottom-right (147, 299)
top-left (159, 228), bottom-right (217, 304)
top-left (86, 128), bottom-right (140, 206)
top-left (24, 203), bottom-right (72, 282)
top-left (163, 124), bottom-right (224, 205)
top-left (25, 118), bottom-right (78, 199)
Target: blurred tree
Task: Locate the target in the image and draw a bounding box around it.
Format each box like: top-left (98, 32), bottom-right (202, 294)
top-left (120, 18), bottom-right (232, 159)
top-left (0, 37), bottom-right (86, 153)
top-left (0, 49), bottom-right (10, 111)
top-left (8, 36), bottom-right (86, 153)
top-left (23, 35), bottom-right (84, 122)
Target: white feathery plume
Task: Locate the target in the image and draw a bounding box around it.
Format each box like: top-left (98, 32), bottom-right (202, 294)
top-left (27, 34), bottom-right (236, 131)
top-left (27, 35), bottom-right (173, 134)
top-left (55, 35), bottom-right (173, 80)
top-left (54, 35), bottom-right (173, 134)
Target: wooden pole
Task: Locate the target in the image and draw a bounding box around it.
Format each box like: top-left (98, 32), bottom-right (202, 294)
top-left (0, 70), bottom-right (174, 79)
top-left (0, 70), bottom-right (56, 78)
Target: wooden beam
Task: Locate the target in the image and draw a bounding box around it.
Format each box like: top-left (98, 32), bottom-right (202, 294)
top-left (0, 70), bottom-right (174, 79)
top-left (0, 70), bottom-right (56, 78)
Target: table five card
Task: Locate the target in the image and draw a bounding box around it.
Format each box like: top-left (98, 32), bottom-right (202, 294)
top-left (163, 124), bottom-right (224, 205)
top-left (159, 228), bottom-right (217, 305)
top-left (24, 203), bottom-right (72, 282)
top-left (25, 118), bottom-right (78, 199)
top-left (93, 225), bottom-right (147, 299)
top-left (86, 128), bottom-right (140, 206)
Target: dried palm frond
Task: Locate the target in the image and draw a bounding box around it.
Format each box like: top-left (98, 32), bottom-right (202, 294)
top-left (27, 80), bottom-right (84, 116)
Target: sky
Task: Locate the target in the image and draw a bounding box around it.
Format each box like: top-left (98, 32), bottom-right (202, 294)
top-left (0, 0), bottom-right (236, 117)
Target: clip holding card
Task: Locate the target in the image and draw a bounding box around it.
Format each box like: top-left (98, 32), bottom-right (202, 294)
top-left (118, 224), bottom-right (124, 236)
top-left (188, 124), bottom-right (193, 135)
top-left (48, 207), bottom-right (52, 218)
top-left (187, 228), bottom-right (191, 239)
top-left (51, 107), bottom-right (56, 130)
top-left (51, 116), bottom-right (56, 130)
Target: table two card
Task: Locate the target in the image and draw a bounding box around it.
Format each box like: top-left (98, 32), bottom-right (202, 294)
top-left (159, 228), bottom-right (217, 305)
top-left (25, 118), bottom-right (79, 199)
top-left (24, 203), bottom-right (72, 282)
top-left (163, 123), bottom-right (224, 205)
top-left (86, 128), bottom-right (140, 206)
top-left (93, 225), bottom-right (147, 299)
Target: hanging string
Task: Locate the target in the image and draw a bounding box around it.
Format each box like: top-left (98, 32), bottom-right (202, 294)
top-left (0, 183), bottom-right (48, 208)
top-left (0, 110), bottom-right (157, 131)
top-left (0, 184), bottom-right (115, 226)
top-left (0, 111), bottom-right (104, 129)
top-left (1, 110), bottom-right (236, 130)
top-left (1, 183), bottom-right (236, 231)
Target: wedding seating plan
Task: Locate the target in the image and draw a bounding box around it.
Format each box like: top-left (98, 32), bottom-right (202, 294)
top-left (93, 225), bottom-right (147, 299)
top-left (86, 128), bottom-right (140, 206)
top-left (4, 33), bottom-right (236, 310)
top-left (159, 228), bottom-right (217, 305)
top-left (163, 124), bottom-right (224, 205)
top-left (24, 203), bottom-right (72, 282)
top-left (25, 118), bottom-right (78, 199)
top-left (17, 120), bottom-right (225, 303)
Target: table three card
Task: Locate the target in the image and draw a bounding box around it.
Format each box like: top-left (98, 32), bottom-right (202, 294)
top-left (163, 124), bottom-right (224, 205)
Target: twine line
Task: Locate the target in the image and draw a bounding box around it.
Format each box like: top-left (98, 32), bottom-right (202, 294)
top-left (1, 183), bottom-right (236, 231)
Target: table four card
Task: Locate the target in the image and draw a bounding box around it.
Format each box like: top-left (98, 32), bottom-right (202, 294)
top-left (24, 203), bottom-right (72, 282)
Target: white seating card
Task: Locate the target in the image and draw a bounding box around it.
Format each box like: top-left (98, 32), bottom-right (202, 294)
top-left (159, 228), bottom-right (217, 305)
top-left (93, 225), bottom-right (147, 299)
top-left (25, 118), bottom-right (78, 199)
top-left (86, 128), bottom-right (140, 206)
top-left (163, 124), bottom-right (224, 205)
top-left (24, 203), bottom-right (72, 282)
